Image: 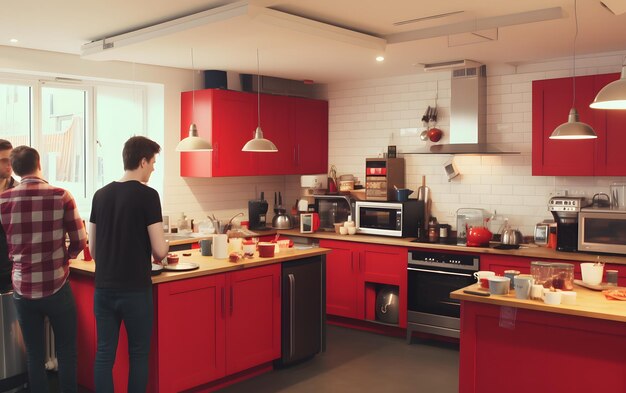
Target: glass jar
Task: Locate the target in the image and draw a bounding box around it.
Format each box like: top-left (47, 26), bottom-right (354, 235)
top-left (549, 263), bottom-right (574, 290)
top-left (428, 217), bottom-right (439, 243)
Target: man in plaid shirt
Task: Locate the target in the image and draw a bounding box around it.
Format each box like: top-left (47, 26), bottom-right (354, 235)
top-left (0, 146), bottom-right (86, 393)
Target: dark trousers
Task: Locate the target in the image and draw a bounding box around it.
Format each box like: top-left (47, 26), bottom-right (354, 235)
top-left (13, 281), bottom-right (77, 393)
top-left (93, 287), bottom-right (153, 393)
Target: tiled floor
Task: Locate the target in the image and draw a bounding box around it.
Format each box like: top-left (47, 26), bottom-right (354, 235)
top-left (21, 324), bottom-right (459, 392)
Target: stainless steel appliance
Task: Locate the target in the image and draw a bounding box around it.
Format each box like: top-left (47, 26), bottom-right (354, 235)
top-left (355, 200), bottom-right (423, 237)
top-left (313, 195), bottom-right (354, 232)
top-left (277, 256), bottom-right (325, 366)
top-left (548, 196), bottom-right (590, 252)
top-left (248, 192), bottom-right (269, 230)
top-left (406, 250), bottom-right (479, 340)
top-left (365, 158), bottom-right (404, 201)
top-left (0, 291), bottom-right (26, 391)
top-left (578, 207), bottom-right (626, 255)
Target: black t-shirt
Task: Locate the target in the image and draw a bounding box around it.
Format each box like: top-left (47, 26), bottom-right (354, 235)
top-left (90, 181), bottom-right (162, 289)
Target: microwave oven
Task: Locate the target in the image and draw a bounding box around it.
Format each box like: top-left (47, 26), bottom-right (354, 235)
top-left (355, 200), bottom-right (424, 237)
top-left (578, 207), bottom-right (626, 255)
top-left (313, 195), bottom-right (355, 232)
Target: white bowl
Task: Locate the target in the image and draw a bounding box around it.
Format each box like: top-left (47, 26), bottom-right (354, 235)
top-left (488, 276), bottom-right (510, 295)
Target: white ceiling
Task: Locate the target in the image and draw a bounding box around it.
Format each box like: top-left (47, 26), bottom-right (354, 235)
top-left (2, 0), bottom-right (626, 83)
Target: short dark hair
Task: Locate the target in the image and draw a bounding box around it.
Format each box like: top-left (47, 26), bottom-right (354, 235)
top-left (0, 139), bottom-right (13, 152)
top-left (10, 146), bottom-right (40, 176)
top-left (122, 136), bottom-right (161, 170)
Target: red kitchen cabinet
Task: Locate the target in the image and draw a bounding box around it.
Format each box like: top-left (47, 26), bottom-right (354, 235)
top-left (225, 264), bottom-right (281, 375)
top-left (480, 254), bottom-right (532, 275)
top-left (532, 72), bottom-right (626, 176)
top-left (180, 89), bottom-right (328, 177)
top-left (180, 89), bottom-right (257, 177)
top-left (321, 239), bottom-right (407, 327)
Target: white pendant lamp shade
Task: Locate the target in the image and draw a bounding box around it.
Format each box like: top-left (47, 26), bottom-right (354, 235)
top-left (549, 108), bottom-right (597, 139)
top-left (590, 64), bottom-right (626, 109)
top-left (176, 123), bottom-right (213, 151)
top-left (242, 126), bottom-right (278, 152)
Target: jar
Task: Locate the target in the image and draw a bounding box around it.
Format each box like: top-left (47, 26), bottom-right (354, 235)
top-left (428, 217), bottom-right (439, 243)
top-left (439, 224), bottom-right (450, 244)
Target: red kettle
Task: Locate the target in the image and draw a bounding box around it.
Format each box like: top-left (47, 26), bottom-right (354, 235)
top-left (466, 227), bottom-right (492, 247)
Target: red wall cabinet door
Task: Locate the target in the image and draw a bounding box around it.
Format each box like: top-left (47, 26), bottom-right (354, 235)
top-left (157, 274), bottom-right (227, 392)
top-left (255, 94), bottom-right (294, 175)
top-left (292, 97), bottom-right (329, 174)
top-left (225, 263), bottom-right (281, 375)
top-left (320, 239), bottom-right (362, 319)
top-left (180, 89), bottom-right (257, 177)
top-left (593, 73), bottom-right (626, 176)
top-left (532, 75), bottom-right (598, 176)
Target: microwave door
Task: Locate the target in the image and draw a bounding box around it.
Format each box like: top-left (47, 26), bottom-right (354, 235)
top-left (580, 212), bottom-right (626, 254)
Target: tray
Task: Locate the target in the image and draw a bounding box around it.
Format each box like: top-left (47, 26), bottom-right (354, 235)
top-left (151, 264), bottom-right (163, 276)
top-left (163, 262), bottom-right (200, 272)
top-left (573, 279), bottom-right (623, 291)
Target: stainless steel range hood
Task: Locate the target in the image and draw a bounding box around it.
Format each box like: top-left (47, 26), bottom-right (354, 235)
top-left (409, 64), bottom-right (519, 155)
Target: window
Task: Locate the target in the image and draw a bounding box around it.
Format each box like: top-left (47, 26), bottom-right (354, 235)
top-left (0, 77), bottom-right (149, 215)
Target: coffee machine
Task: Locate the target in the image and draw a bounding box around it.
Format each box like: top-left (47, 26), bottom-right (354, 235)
top-left (548, 196), bottom-right (590, 252)
top-left (248, 192), bottom-right (269, 230)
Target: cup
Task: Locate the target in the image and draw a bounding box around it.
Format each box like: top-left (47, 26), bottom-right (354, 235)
top-left (212, 234), bottom-right (228, 259)
top-left (488, 276), bottom-right (510, 295)
top-left (242, 241), bottom-right (256, 256)
top-left (504, 270), bottom-right (521, 289)
top-left (606, 270), bottom-right (618, 286)
top-left (560, 291), bottom-right (577, 305)
top-left (543, 291), bottom-right (562, 305)
top-left (228, 237), bottom-right (243, 254)
top-left (530, 284), bottom-right (544, 300)
top-left (258, 242), bottom-right (275, 258)
top-left (200, 239), bottom-right (213, 256)
top-left (580, 263), bottom-right (604, 285)
top-left (347, 226), bottom-right (357, 235)
top-left (339, 227), bottom-right (348, 235)
top-left (514, 275), bottom-right (534, 300)
top-left (473, 271), bottom-right (496, 288)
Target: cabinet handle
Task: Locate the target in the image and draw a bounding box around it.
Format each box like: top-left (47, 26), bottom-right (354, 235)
top-left (221, 287), bottom-right (225, 317)
top-left (293, 146), bottom-right (297, 166)
top-left (296, 144), bottom-right (300, 166)
top-left (214, 143), bottom-right (219, 167)
top-left (230, 286), bottom-right (233, 315)
top-left (288, 273), bottom-right (295, 358)
top-left (407, 267), bottom-right (473, 277)
top-left (358, 253), bottom-right (362, 271)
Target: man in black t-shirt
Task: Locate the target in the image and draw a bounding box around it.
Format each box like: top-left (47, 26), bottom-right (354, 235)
top-left (89, 136), bottom-right (168, 392)
top-left (0, 139), bottom-right (17, 292)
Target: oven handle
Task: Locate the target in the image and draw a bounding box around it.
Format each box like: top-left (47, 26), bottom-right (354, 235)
top-left (407, 267), bottom-right (474, 277)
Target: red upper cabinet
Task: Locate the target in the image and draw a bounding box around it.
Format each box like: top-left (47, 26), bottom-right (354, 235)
top-left (532, 72), bottom-right (626, 176)
top-left (180, 89), bottom-right (328, 177)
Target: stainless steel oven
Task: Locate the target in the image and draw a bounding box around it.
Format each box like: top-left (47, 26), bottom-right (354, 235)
top-left (406, 249), bottom-right (479, 340)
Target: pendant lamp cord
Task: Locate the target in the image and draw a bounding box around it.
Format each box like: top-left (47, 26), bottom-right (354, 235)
top-left (191, 48), bottom-right (196, 123)
top-left (257, 49), bottom-right (261, 128)
top-left (572, 0), bottom-right (578, 108)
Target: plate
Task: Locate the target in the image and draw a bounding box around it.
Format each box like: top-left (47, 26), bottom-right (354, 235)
top-left (573, 279), bottom-right (624, 291)
top-left (163, 262), bottom-right (200, 271)
top-left (151, 264), bottom-right (163, 276)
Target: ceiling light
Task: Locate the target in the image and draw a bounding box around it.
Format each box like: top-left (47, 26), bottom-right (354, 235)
top-left (242, 50), bottom-right (278, 153)
top-left (9, 38), bottom-right (18, 44)
top-left (376, 56), bottom-right (385, 62)
top-left (550, 0), bottom-right (596, 140)
top-left (176, 48), bottom-right (213, 152)
top-left (589, 57), bottom-right (626, 109)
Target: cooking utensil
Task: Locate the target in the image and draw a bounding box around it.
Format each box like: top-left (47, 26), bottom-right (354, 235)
top-left (501, 228), bottom-right (523, 246)
top-left (395, 188), bottom-right (414, 202)
top-left (417, 176), bottom-right (430, 234)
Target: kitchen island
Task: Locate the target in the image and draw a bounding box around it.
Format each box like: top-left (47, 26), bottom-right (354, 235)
top-left (69, 246), bottom-right (329, 393)
top-left (451, 285), bottom-right (626, 393)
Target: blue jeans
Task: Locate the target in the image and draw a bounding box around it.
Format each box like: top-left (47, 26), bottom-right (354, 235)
top-left (93, 287), bottom-right (153, 393)
top-left (13, 281), bottom-right (77, 393)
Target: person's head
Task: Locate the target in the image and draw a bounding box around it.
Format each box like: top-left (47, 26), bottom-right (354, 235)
top-left (10, 145), bottom-right (41, 177)
top-left (122, 136), bottom-right (161, 182)
top-left (0, 139), bottom-right (13, 180)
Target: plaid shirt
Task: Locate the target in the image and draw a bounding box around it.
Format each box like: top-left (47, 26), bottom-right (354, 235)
top-left (0, 176), bottom-right (86, 299)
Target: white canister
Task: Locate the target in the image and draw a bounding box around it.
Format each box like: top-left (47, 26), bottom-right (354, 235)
top-left (212, 234), bottom-right (228, 259)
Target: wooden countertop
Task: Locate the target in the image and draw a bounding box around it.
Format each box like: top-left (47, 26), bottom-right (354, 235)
top-left (278, 229), bottom-right (626, 265)
top-left (451, 283), bottom-right (626, 323)
top-left (70, 247), bottom-right (330, 284)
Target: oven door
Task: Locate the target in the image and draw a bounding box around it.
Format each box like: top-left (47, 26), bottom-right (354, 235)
top-left (407, 263), bottom-right (475, 318)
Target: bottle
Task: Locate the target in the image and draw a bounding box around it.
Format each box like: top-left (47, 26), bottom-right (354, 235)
top-left (439, 224), bottom-right (449, 244)
top-left (428, 217), bottom-right (439, 243)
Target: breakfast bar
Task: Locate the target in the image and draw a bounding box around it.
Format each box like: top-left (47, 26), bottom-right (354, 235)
top-left (69, 247), bottom-right (329, 393)
top-left (451, 285), bottom-right (626, 393)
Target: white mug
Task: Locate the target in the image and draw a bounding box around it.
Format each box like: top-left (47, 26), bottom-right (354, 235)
top-left (473, 271), bottom-right (496, 282)
top-left (514, 275), bottom-right (534, 300)
top-left (212, 234), bottom-right (228, 259)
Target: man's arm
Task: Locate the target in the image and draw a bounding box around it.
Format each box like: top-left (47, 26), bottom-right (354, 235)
top-left (63, 194), bottom-right (87, 259)
top-left (88, 222), bottom-right (96, 259)
top-left (148, 222), bottom-right (168, 261)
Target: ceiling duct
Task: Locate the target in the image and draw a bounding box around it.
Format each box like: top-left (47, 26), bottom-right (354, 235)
top-left (422, 59), bottom-right (481, 72)
top-left (240, 74), bottom-right (316, 98)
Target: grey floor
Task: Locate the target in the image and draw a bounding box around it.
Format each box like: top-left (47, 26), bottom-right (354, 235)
top-left (219, 324), bottom-right (460, 393)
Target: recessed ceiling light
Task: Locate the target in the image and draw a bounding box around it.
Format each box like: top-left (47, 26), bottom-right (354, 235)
top-left (9, 38), bottom-right (18, 43)
top-left (376, 56), bottom-right (385, 62)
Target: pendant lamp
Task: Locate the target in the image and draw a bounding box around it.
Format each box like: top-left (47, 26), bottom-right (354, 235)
top-left (550, 0), bottom-right (597, 140)
top-left (242, 49), bottom-right (278, 152)
top-left (176, 48), bottom-right (213, 152)
top-left (590, 57), bottom-right (626, 109)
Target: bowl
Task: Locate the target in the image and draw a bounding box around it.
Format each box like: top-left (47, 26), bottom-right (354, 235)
top-left (580, 263), bottom-right (603, 285)
top-left (257, 242), bottom-right (275, 258)
top-left (166, 253), bottom-right (179, 265)
top-left (488, 276), bottom-right (510, 295)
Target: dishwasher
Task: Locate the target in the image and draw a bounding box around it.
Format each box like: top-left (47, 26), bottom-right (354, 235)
top-left (0, 290), bottom-right (27, 392)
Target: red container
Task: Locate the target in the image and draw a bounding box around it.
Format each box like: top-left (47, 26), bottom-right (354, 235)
top-left (257, 243), bottom-right (275, 258)
top-left (466, 227), bottom-right (492, 247)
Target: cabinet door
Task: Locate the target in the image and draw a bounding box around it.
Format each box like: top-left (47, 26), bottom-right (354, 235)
top-left (532, 76), bottom-right (597, 176)
top-left (225, 264), bottom-right (281, 375)
top-left (320, 239), bottom-right (362, 319)
top-left (70, 275), bottom-right (97, 390)
top-left (480, 254), bottom-right (532, 275)
top-left (255, 94), bottom-right (294, 175)
top-left (292, 97), bottom-right (329, 174)
top-left (594, 73), bottom-right (626, 176)
top-left (157, 274), bottom-right (226, 392)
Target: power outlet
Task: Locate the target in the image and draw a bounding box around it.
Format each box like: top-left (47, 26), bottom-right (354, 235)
top-left (553, 190), bottom-right (568, 197)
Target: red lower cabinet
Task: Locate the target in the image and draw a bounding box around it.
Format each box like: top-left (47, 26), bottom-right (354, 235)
top-left (321, 239), bottom-right (407, 327)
